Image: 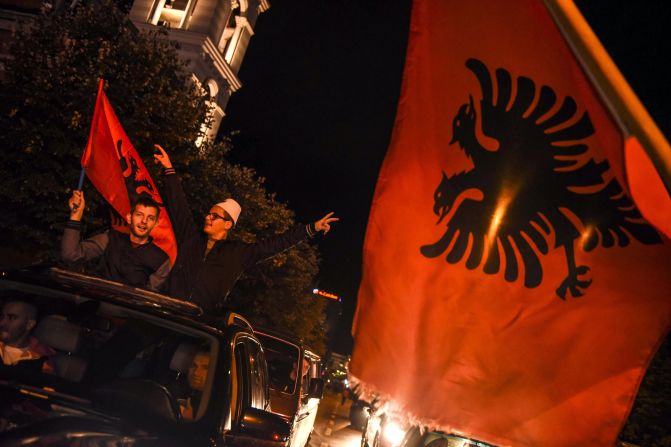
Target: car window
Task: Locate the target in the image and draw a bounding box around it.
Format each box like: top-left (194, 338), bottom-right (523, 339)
top-left (0, 281), bottom-right (218, 425)
top-left (244, 338), bottom-right (268, 410)
top-left (233, 339), bottom-right (249, 423)
top-left (307, 355), bottom-right (322, 379)
top-left (298, 357), bottom-right (311, 395)
top-left (231, 336), bottom-right (268, 413)
top-left (255, 333), bottom-right (300, 394)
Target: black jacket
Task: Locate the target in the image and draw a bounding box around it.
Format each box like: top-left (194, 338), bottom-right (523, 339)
top-left (61, 223), bottom-right (170, 291)
top-left (162, 169), bottom-right (316, 311)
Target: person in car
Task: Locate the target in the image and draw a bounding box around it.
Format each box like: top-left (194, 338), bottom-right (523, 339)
top-left (282, 357), bottom-right (311, 394)
top-left (0, 298), bottom-right (54, 373)
top-left (152, 145), bottom-right (339, 311)
top-left (61, 191), bottom-right (171, 291)
top-left (178, 348), bottom-right (210, 421)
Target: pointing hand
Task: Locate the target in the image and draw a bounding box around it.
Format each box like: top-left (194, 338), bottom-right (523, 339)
top-left (153, 144), bottom-right (173, 169)
top-left (314, 212), bottom-right (339, 235)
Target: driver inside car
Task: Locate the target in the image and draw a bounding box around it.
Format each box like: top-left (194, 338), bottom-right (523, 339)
top-left (178, 347), bottom-right (210, 421)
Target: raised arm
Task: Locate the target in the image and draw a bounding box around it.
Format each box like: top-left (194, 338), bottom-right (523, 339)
top-left (153, 144), bottom-right (199, 244)
top-left (61, 190), bottom-right (109, 263)
top-left (242, 212), bottom-right (339, 268)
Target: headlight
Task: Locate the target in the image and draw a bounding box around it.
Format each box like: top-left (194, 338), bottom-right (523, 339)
top-left (382, 420), bottom-right (406, 446)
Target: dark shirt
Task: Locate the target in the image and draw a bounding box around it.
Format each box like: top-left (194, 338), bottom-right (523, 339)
top-left (61, 223), bottom-right (170, 291)
top-left (162, 169), bottom-right (316, 311)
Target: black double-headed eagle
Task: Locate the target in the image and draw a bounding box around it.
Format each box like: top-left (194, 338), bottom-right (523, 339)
top-left (420, 58), bottom-right (661, 299)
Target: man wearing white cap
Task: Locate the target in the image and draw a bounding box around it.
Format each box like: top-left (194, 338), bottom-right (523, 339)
top-left (153, 145), bottom-right (338, 311)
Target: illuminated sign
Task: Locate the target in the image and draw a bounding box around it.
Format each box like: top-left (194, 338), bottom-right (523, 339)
top-left (312, 288), bottom-right (340, 301)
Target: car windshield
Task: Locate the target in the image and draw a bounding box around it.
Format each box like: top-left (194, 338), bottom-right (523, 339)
top-left (0, 278), bottom-right (218, 427)
top-left (256, 333), bottom-right (300, 394)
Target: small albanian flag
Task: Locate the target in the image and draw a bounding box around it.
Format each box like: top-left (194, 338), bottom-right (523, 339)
top-left (81, 80), bottom-right (177, 265)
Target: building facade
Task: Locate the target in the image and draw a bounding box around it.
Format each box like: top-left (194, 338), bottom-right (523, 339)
top-left (129, 0), bottom-right (269, 142)
top-left (0, 0), bottom-right (268, 141)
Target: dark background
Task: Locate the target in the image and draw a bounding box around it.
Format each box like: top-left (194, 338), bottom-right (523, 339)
top-left (221, 1), bottom-right (671, 354)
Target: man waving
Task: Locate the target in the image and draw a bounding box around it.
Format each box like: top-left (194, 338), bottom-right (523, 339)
top-left (61, 192), bottom-right (170, 291)
top-left (153, 145), bottom-right (338, 311)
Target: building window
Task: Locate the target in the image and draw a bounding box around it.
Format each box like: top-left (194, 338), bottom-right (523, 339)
top-left (217, 0), bottom-right (240, 53)
top-left (217, 0), bottom-right (253, 71)
top-left (205, 79), bottom-right (219, 101)
top-left (150, 0), bottom-right (193, 29)
top-left (195, 78), bottom-right (223, 147)
top-left (225, 24), bottom-right (251, 69)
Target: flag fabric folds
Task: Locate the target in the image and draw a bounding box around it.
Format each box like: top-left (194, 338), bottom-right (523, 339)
top-left (350, 1), bottom-right (671, 446)
top-left (81, 80), bottom-right (177, 265)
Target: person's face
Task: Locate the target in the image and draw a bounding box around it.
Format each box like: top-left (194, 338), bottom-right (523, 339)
top-left (203, 206), bottom-right (233, 240)
top-left (126, 205), bottom-right (159, 240)
top-left (0, 302), bottom-right (36, 347)
top-left (188, 352), bottom-right (210, 392)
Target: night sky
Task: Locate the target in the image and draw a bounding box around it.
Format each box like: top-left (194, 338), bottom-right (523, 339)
top-left (221, 1), bottom-right (671, 353)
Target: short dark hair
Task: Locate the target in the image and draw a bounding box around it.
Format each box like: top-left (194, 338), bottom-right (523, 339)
top-left (2, 296), bottom-right (38, 321)
top-left (131, 196), bottom-right (161, 217)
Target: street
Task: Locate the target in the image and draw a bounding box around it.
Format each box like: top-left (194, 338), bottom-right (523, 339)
top-left (308, 390), bottom-right (363, 447)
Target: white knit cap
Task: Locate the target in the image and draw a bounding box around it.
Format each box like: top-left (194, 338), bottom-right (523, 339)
top-left (213, 199), bottom-right (242, 226)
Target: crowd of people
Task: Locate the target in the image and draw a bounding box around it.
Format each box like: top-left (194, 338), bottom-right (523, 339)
top-left (61, 144), bottom-right (338, 310)
top-left (1, 145), bottom-right (338, 410)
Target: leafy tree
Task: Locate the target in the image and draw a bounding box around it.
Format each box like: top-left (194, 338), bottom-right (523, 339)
top-left (0, 0), bottom-right (326, 350)
top-left (0, 0), bottom-right (205, 262)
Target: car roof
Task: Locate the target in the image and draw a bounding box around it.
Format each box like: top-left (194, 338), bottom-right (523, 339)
top-left (0, 266), bottom-right (237, 333)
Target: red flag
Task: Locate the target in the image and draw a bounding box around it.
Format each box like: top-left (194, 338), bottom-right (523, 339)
top-left (625, 136), bottom-right (671, 239)
top-left (350, 1), bottom-right (671, 446)
top-left (82, 80), bottom-right (177, 265)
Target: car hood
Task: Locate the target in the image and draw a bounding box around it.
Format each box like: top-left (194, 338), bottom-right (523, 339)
top-left (0, 413), bottom-right (145, 446)
top-left (0, 379), bottom-right (181, 445)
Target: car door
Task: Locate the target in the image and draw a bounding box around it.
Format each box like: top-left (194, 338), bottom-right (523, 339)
top-left (226, 334), bottom-right (289, 447)
top-left (231, 335), bottom-right (268, 421)
top-left (286, 354), bottom-right (321, 447)
top-left (244, 336), bottom-right (270, 411)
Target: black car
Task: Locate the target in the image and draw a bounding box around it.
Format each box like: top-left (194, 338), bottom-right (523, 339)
top-left (0, 266), bottom-right (291, 446)
top-left (362, 406), bottom-right (410, 447)
top-left (348, 395), bottom-right (370, 431)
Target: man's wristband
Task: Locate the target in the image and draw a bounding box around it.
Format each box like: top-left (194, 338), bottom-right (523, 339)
top-left (164, 167), bottom-right (176, 175)
top-left (65, 220), bottom-right (83, 230)
top-left (306, 223), bottom-right (317, 238)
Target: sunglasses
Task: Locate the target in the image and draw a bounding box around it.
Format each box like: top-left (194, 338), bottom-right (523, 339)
top-left (206, 212), bottom-right (233, 222)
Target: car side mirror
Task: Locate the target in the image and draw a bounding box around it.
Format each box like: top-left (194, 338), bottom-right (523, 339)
top-left (307, 378), bottom-right (324, 399)
top-left (237, 407), bottom-right (291, 443)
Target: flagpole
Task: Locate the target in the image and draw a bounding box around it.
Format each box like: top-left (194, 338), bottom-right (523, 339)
top-left (76, 168), bottom-right (86, 190)
top-left (543, 0), bottom-right (671, 196)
